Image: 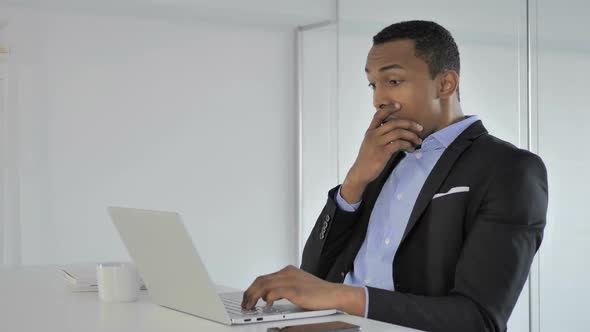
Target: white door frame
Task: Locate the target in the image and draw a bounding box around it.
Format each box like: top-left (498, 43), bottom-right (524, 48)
top-left (0, 62), bottom-right (5, 265)
top-left (0, 30), bottom-right (21, 266)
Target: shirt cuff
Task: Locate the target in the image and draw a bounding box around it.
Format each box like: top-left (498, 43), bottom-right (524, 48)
top-left (363, 286), bottom-right (369, 318)
top-left (335, 186), bottom-right (361, 212)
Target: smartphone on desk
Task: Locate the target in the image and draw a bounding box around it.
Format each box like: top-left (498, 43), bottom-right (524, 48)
top-left (267, 321), bottom-right (361, 332)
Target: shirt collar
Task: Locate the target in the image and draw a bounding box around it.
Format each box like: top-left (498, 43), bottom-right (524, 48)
top-left (421, 115), bottom-right (480, 151)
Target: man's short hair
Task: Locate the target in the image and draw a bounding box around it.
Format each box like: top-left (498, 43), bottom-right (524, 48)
top-left (373, 20), bottom-right (461, 100)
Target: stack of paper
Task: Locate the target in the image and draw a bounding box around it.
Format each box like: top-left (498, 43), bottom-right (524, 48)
top-left (59, 264), bottom-right (146, 292)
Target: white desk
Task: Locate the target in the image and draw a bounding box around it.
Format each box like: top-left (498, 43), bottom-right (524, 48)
top-left (0, 265), bottom-right (420, 332)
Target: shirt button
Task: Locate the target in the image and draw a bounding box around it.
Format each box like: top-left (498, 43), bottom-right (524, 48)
top-left (396, 193), bottom-right (403, 200)
top-left (385, 238), bottom-right (390, 245)
top-left (340, 272), bottom-right (345, 277)
top-left (364, 278), bottom-right (371, 284)
top-left (415, 152), bottom-right (423, 159)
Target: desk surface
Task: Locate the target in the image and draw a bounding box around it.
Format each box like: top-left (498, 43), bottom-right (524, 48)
top-left (0, 265), bottom-right (420, 332)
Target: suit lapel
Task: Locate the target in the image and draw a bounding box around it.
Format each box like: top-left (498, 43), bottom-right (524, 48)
top-left (400, 120), bottom-right (488, 244)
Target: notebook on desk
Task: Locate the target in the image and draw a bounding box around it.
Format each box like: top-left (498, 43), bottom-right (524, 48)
top-left (59, 265), bottom-right (146, 292)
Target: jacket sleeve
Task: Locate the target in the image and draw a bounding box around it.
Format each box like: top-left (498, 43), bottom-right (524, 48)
top-left (367, 152), bottom-right (548, 332)
top-left (300, 185), bottom-right (363, 279)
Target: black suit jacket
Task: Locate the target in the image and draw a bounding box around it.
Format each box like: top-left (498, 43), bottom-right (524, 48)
top-left (301, 120), bottom-right (548, 332)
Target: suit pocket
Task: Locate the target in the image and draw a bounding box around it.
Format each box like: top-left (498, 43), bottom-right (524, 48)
top-left (432, 186), bottom-right (470, 200)
top-left (420, 190), bottom-right (469, 244)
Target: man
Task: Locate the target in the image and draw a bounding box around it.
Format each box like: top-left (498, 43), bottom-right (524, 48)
top-left (241, 20), bottom-right (547, 332)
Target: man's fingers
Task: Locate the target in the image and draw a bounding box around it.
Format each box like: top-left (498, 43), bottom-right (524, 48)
top-left (242, 287), bottom-right (254, 309)
top-left (378, 128), bottom-right (422, 147)
top-left (247, 279), bottom-right (290, 309)
top-left (260, 281), bottom-right (288, 302)
top-left (242, 271), bottom-right (292, 309)
top-left (242, 275), bottom-right (267, 309)
top-left (369, 103), bottom-right (401, 129)
top-left (385, 139), bottom-right (416, 154)
top-left (264, 287), bottom-right (295, 307)
top-left (375, 118), bottom-right (423, 136)
top-left (243, 285), bottom-right (264, 309)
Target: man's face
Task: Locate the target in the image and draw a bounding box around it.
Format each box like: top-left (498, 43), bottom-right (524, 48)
top-left (365, 39), bottom-right (442, 138)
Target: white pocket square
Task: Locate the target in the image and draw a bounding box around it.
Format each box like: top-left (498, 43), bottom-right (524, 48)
top-left (432, 186), bottom-right (470, 199)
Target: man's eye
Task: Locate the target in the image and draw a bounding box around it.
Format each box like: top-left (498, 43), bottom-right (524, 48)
top-left (389, 80), bottom-right (402, 86)
top-left (368, 83), bottom-right (376, 90)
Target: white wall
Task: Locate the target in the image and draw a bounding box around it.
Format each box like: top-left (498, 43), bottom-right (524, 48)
top-left (0, 5), bottom-right (302, 289)
top-left (0, 27), bottom-right (21, 266)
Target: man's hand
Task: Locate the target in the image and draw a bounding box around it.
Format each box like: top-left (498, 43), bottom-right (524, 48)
top-left (241, 265), bottom-right (366, 316)
top-left (340, 104), bottom-right (423, 204)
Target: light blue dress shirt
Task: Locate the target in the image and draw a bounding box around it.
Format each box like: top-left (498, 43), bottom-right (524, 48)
top-left (335, 115), bottom-right (480, 317)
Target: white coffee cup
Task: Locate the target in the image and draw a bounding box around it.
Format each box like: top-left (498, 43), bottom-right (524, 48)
top-left (96, 262), bottom-right (140, 303)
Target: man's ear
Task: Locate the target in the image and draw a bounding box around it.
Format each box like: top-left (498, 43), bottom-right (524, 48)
top-left (437, 70), bottom-right (459, 99)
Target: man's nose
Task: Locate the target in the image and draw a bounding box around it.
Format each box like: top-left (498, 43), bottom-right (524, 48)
top-left (373, 85), bottom-right (392, 110)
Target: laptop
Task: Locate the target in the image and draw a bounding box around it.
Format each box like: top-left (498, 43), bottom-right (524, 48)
top-left (107, 207), bottom-right (338, 325)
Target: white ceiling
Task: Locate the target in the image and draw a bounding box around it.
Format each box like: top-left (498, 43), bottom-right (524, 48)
top-left (0, 0), bottom-right (336, 28)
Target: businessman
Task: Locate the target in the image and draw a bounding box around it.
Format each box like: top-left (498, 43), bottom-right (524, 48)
top-left (242, 20), bottom-right (548, 332)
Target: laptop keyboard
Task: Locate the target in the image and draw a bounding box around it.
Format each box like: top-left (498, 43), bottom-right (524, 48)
top-left (219, 293), bottom-right (285, 317)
